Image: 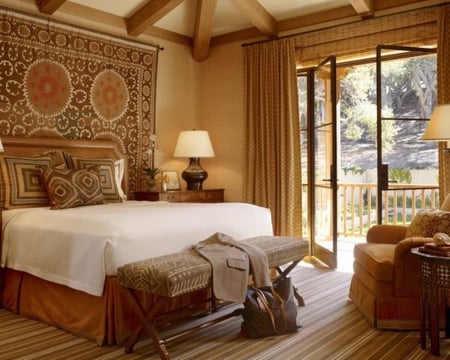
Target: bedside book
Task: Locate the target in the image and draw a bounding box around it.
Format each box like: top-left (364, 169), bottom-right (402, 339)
top-left (419, 244), bottom-right (450, 257)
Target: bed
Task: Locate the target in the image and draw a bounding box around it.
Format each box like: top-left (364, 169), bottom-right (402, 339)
top-left (0, 136), bottom-right (274, 345)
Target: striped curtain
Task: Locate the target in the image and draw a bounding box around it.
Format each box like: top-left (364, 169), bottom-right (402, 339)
top-left (243, 38), bottom-right (302, 237)
top-left (437, 4), bottom-right (450, 202)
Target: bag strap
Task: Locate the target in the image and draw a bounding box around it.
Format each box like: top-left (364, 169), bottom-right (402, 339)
top-left (254, 287), bottom-right (288, 334)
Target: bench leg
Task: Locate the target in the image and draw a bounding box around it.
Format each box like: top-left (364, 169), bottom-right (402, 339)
top-left (125, 324), bottom-right (143, 353)
top-left (276, 262), bottom-right (305, 306)
top-left (123, 288), bottom-right (171, 359)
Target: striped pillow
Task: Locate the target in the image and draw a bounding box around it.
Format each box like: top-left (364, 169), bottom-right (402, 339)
top-left (0, 154), bottom-right (54, 209)
top-left (41, 167), bottom-right (105, 210)
top-left (64, 154), bottom-right (124, 202)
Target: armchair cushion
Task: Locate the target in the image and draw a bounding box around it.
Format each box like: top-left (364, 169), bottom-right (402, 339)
top-left (354, 243), bottom-right (395, 282)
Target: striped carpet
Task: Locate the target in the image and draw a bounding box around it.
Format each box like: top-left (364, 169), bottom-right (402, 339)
top-left (0, 261), bottom-right (449, 360)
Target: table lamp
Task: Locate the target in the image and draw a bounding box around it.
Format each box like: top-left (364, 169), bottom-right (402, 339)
top-left (174, 130), bottom-right (215, 190)
top-left (423, 104), bottom-right (450, 147)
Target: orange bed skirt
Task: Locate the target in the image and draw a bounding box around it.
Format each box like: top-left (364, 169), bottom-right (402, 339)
top-left (2, 269), bottom-right (207, 345)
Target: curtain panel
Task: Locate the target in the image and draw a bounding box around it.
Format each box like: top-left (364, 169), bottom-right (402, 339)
top-left (243, 38), bottom-right (302, 237)
top-left (437, 4), bottom-right (450, 202)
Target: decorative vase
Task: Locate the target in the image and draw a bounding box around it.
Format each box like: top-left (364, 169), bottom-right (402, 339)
top-left (146, 178), bottom-right (158, 191)
top-left (161, 181), bottom-right (167, 192)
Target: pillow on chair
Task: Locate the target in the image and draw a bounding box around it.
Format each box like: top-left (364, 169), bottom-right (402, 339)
top-left (406, 209), bottom-right (450, 238)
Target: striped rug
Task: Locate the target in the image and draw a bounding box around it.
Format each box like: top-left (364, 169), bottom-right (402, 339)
top-left (0, 262), bottom-right (449, 360)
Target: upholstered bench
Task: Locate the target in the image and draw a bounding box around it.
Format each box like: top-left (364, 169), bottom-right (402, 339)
top-left (117, 235), bottom-right (308, 359)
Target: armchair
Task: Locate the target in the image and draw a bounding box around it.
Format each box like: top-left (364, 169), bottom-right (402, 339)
top-left (349, 209), bottom-right (450, 329)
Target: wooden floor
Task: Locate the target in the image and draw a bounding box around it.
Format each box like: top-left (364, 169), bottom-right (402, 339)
top-left (0, 261), bottom-right (449, 359)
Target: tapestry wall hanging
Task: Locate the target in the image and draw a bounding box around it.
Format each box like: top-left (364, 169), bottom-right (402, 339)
top-left (0, 10), bottom-right (159, 196)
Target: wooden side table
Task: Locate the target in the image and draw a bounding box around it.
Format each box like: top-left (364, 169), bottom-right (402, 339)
top-left (412, 248), bottom-right (450, 356)
top-left (135, 189), bottom-right (224, 203)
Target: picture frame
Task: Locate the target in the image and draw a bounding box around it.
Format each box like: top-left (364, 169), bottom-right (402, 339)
top-left (162, 170), bottom-right (181, 190)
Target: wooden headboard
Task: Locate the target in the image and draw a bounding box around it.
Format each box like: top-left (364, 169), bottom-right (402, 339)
top-left (0, 136), bottom-right (128, 196)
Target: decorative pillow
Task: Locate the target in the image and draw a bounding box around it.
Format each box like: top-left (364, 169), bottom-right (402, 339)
top-left (63, 153), bottom-right (125, 202)
top-left (406, 209), bottom-right (450, 238)
top-left (41, 167), bottom-right (105, 210)
top-left (0, 154), bottom-right (54, 209)
top-left (42, 150), bottom-right (66, 168)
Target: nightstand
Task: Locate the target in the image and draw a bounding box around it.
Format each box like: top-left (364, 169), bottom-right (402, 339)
top-left (135, 189), bottom-right (224, 203)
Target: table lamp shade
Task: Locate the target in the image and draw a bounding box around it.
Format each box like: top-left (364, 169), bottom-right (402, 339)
top-left (423, 104), bottom-right (450, 141)
top-left (174, 130), bottom-right (215, 190)
top-left (174, 130), bottom-right (215, 158)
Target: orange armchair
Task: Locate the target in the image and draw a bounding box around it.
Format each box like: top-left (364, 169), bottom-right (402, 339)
top-left (349, 209), bottom-right (450, 329)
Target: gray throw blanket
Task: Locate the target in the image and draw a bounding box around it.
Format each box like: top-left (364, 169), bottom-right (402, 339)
top-left (193, 232), bottom-right (271, 302)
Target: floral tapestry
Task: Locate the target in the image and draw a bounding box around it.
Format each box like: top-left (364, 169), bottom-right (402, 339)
top-left (0, 10), bottom-right (159, 196)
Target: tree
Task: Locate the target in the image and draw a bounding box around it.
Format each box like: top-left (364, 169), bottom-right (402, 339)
top-left (340, 54), bottom-right (436, 160)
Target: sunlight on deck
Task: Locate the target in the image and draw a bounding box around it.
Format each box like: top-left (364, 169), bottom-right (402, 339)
top-left (299, 236), bottom-right (365, 273)
top-left (337, 236), bottom-right (365, 273)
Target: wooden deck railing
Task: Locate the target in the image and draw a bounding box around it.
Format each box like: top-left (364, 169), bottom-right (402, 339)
top-left (334, 183), bottom-right (439, 236)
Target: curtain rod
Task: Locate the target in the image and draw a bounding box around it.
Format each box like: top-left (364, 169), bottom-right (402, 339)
top-left (242, 2), bottom-right (446, 48)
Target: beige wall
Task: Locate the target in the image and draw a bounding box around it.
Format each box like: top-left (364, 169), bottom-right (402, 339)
top-left (156, 41), bottom-right (245, 201)
top-left (152, 41), bottom-right (200, 187)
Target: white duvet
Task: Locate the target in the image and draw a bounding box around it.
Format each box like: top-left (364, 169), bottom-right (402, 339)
top-left (1, 201), bottom-right (273, 296)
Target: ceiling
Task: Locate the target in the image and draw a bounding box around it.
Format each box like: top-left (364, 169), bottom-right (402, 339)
top-left (6, 0), bottom-right (447, 61)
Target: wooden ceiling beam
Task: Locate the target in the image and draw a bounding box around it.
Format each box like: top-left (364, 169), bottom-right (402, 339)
top-left (37, 0), bottom-right (66, 14)
top-left (229, 0), bottom-right (278, 37)
top-left (193, 0), bottom-right (217, 62)
top-left (348, 0), bottom-right (374, 16)
top-left (127, 0), bottom-right (184, 37)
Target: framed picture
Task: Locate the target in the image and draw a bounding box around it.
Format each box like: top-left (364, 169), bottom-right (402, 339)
top-left (162, 170), bottom-right (181, 190)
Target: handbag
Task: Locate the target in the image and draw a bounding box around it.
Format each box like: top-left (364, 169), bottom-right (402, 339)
top-left (241, 277), bottom-right (299, 338)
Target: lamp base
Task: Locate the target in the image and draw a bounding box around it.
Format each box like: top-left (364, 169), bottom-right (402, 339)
top-left (182, 157), bottom-right (208, 190)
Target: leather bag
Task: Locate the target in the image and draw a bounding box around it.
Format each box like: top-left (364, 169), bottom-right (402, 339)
top-left (241, 277), bottom-right (299, 338)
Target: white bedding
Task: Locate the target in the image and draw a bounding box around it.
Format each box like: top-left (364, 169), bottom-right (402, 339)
top-left (1, 201), bottom-right (273, 296)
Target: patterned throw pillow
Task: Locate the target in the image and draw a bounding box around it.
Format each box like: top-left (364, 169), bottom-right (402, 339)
top-left (41, 167), bottom-right (105, 210)
top-left (0, 154), bottom-right (54, 209)
top-left (63, 153), bottom-right (125, 202)
top-left (406, 209), bottom-right (450, 238)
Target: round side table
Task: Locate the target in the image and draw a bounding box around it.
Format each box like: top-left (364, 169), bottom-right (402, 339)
top-left (412, 248), bottom-right (450, 356)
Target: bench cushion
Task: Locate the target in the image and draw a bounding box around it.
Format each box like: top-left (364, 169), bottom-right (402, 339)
top-left (117, 236), bottom-right (308, 298)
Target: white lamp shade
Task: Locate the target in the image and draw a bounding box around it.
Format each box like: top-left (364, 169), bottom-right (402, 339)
top-left (423, 104), bottom-right (450, 140)
top-left (0, 138), bottom-right (4, 152)
top-left (174, 130), bottom-right (215, 158)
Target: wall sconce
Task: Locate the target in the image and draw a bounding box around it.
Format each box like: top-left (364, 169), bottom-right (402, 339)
top-left (0, 138), bottom-right (4, 153)
top-left (423, 104), bottom-right (450, 149)
top-left (174, 130), bottom-right (215, 190)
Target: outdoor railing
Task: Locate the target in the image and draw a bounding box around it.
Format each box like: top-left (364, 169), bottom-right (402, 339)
top-left (338, 183), bottom-right (439, 236)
